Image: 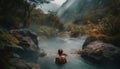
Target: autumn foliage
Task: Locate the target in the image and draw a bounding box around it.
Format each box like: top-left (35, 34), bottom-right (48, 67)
top-left (2, 34), bottom-right (20, 44)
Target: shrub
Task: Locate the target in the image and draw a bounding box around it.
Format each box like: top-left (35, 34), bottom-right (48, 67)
top-left (39, 26), bottom-right (59, 38)
top-left (85, 15), bottom-right (120, 46)
top-left (97, 15), bottom-right (120, 36)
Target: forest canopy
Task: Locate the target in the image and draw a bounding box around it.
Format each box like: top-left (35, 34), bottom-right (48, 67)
top-left (0, 0), bottom-right (51, 29)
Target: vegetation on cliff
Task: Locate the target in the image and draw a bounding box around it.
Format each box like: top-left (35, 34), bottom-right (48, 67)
top-left (0, 0), bottom-right (50, 69)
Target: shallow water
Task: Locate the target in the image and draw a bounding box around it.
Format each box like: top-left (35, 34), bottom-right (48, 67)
top-left (38, 37), bottom-right (119, 69)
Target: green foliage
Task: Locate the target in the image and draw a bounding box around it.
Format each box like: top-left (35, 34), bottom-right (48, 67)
top-left (97, 15), bottom-right (120, 36)
top-left (64, 23), bottom-right (94, 37)
top-left (30, 10), bottom-right (64, 30)
top-left (39, 26), bottom-right (58, 38)
top-left (46, 12), bottom-right (64, 31)
top-left (0, 0), bottom-right (51, 68)
top-left (0, 0), bottom-right (51, 29)
top-left (94, 15), bottom-right (120, 46)
top-left (0, 0), bottom-right (28, 29)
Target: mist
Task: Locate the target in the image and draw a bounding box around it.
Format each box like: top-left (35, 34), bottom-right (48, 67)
top-left (1, 0), bottom-right (120, 69)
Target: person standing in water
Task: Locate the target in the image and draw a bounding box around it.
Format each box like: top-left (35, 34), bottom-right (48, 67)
top-left (55, 49), bottom-right (67, 64)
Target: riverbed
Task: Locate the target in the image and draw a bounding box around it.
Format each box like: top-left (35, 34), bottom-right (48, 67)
top-left (38, 37), bottom-right (119, 69)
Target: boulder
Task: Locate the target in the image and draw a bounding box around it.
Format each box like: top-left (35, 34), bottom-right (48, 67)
top-left (39, 49), bottom-right (47, 57)
top-left (9, 58), bottom-right (40, 69)
top-left (10, 29), bottom-right (38, 46)
top-left (82, 36), bottom-right (97, 49)
top-left (10, 29), bottom-right (40, 62)
top-left (16, 36), bottom-right (39, 62)
top-left (81, 41), bottom-right (120, 62)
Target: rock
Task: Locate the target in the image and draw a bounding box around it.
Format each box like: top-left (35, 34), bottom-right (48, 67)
top-left (39, 49), bottom-right (47, 57)
top-left (10, 29), bottom-right (38, 46)
top-left (10, 29), bottom-right (39, 62)
top-left (8, 29), bottom-right (41, 68)
top-left (82, 36), bottom-right (97, 49)
top-left (15, 36), bottom-right (39, 62)
top-left (81, 41), bottom-right (120, 62)
top-left (9, 58), bottom-right (40, 69)
top-left (27, 63), bottom-right (40, 69)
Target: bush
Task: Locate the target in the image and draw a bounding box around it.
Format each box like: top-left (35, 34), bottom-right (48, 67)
top-left (85, 15), bottom-right (120, 46)
top-left (96, 15), bottom-right (120, 46)
top-left (97, 15), bottom-right (120, 36)
top-left (39, 26), bottom-right (59, 38)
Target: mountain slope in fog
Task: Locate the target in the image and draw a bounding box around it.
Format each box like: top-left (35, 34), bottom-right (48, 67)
top-left (57, 0), bottom-right (119, 23)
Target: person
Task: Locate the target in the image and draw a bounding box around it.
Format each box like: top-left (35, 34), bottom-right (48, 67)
top-left (55, 49), bottom-right (67, 64)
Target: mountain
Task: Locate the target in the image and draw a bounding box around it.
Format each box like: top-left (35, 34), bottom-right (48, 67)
top-left (57, 0), bottom-right (120, 23)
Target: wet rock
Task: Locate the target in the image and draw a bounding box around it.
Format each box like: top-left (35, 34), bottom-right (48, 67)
top-left (7, 29), bottom-right (42, 69)
top-left (82, 36), bottom-right (97, 49)
top-left (81, 41), bottom-right (120, 62)
top-left (27, 63), bottom-right (40, 69)
top-left (39, 49), bottom-right (47, 57)
top-left (10, 29), bottom-right (40, 62)
top-left (10, 29), bottom-right (38, 46)
top-left (15, 36), bottom-right (39, 62)
top-left (9, 58), bottom-right (40, 69)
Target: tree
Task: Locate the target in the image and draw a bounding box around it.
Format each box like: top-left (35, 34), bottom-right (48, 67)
top-left (0, 0), bottom-right (50, 29)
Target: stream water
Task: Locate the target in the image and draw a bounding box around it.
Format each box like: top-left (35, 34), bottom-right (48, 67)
top-left (38, 37), bottom-right (119, 69)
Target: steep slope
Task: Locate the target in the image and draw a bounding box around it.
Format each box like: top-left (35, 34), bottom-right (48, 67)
top-left (57, 0), bottom-right (120, 23)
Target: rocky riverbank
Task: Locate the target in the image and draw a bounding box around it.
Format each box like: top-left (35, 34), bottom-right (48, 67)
top-left (81, 37), bottom-right (120, 63)
top-left (9, 29), bottom-right (41, 69)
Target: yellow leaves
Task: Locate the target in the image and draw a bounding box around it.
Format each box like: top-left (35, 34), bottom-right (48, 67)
top-left (88, 29), bottom-right (110, 40)
top-left (88, 29), bottom-right (99, 35)
top-left (2, 34), bottom-right (19, 44)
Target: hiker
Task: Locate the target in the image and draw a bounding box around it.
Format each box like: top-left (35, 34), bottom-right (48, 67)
top-left (55, 49), bottom-right (67, 64)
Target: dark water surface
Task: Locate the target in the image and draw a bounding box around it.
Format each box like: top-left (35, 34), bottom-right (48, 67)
top-left (38, 37), bottom-right (119, 69)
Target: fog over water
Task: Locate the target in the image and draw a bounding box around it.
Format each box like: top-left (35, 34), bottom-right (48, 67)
top-left (36, 0), bottom-right (120, 69)
top-left (38, 37), bottom-right (119, 69)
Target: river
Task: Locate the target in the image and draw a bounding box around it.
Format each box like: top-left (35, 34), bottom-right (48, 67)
top-left (38, 37), bottom-right (119, 69)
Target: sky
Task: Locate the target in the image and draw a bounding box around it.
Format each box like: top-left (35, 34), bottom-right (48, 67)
top-left (36, 0), bottom-right (67, 13)
top-left (51, 0), bottom-right (66, 6)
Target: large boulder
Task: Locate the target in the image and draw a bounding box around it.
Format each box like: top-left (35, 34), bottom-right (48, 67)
top-left (82, 36), bottom-right (97, 49)
top-left (10, 29), bottom-right (38, 46)
top-left (81, 41), bottom-right (120, 62)
top-left (10, 29), bottom-right (40, 62)
top-left (9, 58), bottom-right (40, 69)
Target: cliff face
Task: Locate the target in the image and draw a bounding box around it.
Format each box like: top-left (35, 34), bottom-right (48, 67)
top-left (57, 0), bottom-right (119, 22)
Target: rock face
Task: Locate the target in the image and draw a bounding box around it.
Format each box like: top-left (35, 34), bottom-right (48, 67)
top-left (9, 29), bottom-right (41, 69)
top-left (81, 41), bottom-right (120, 62)
top-left (10, 29), bottom-right (39, 62)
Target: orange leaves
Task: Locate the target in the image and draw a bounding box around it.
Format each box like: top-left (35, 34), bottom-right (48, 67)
top-left (2, 34), bottom-right (20, 44)
top-left (88, 29), bottom-right (110, 40)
